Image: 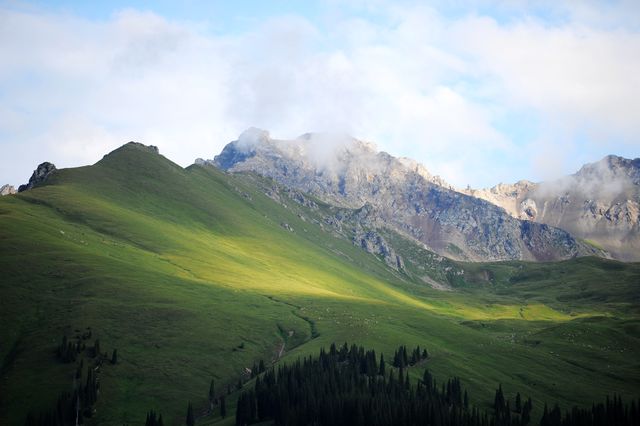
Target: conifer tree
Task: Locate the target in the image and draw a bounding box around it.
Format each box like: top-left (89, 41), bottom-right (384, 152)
top-left (111, 349), bottom-right (118, 365)
top-left (209, 379), bottom-right (215, 404)
top-left (220, 396), bottom-right (227, 418)
top-left (494, 384), bottom-right (505, 413)
top-left (522, 397), bottom-right (532, 425)
top-left (186, 402), bottom-right (195, 426)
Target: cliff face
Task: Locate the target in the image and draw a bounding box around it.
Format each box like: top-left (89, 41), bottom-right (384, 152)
top-left (206, 129), bottom-right (601, 262)
top-left (465, 156), bottom-right (640, 261)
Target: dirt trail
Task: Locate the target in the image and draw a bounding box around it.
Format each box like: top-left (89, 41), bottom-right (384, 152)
top-left (277, 341), bottom-right (286, 360)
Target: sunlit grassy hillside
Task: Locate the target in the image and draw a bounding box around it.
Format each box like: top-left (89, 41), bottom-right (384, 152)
top-left (1, 143), bottom-right (638, 425)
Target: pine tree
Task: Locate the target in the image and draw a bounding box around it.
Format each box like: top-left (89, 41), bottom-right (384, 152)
top-left (186, 402), bottom-right (195, 426)
top-left (209, 379), bottom-right (215, 403)
top-left (540, 403), bottom-right (549, 426)
top-left (494, 384), bottom-right (505, 413)
top-left (379, 353), bottom-right (386, 376)
top-left (111, 349), bottom-right (118, 365)
top-left (515, 392), bottom-right (522, 413)
top-left (76, 360), bottom-right (83, 379)
top-left (522, 397), bottom-right (532, 425)
top-left (220, 396), bottom-right (227, 418)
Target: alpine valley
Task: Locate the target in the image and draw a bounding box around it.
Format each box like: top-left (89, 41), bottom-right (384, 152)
top-left (1, 131), bottom-right (639, 426)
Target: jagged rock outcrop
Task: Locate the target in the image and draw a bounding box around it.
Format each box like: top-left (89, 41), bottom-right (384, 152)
top-left (18, 162), bottom-right (57, 192)
top-left (206, 128), bottom-right (601, 262)
top-left (465, 156), bottom-right (640, 261)
top-left (0, 184), bottom-right (16, 196)
top-left (354, 230), bottom-right (405, 270)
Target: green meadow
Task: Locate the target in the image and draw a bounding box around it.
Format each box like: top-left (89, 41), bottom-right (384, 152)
top-left (1, 143), bottom-right (638, 425)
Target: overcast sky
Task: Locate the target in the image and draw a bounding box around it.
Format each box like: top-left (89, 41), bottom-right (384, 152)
top-left (1, 0), bottom-right (639, 188)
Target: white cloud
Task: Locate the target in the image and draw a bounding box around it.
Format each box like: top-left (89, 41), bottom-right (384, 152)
top-left (0, 2), bottom-right (638, 188)
top-left (451, 15), bottom-right (640, 141)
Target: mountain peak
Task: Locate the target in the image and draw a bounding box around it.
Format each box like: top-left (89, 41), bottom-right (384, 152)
top-left (575, 154), bottom-right (640, 184)
top-left (211, 129), bottom-right (449, 192)
top-left (122, 141), bottom-right (160, 155)
top-left (18, 162), bottom-right (57, 192)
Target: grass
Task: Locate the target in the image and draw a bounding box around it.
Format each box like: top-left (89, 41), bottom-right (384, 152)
top-left (0, 142), bottom-right (638, 425)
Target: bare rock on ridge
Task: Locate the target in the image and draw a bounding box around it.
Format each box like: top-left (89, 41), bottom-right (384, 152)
top-left (0, 184), bottom-right (16, 196)
top-left (18, 162), bottom-right (57, 192)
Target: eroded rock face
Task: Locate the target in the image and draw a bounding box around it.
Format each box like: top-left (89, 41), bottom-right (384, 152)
top-left (18, 162), bottom-right (57, 192)
top-left (0, 184), bottom-right (16, 196)
top-left (205, 128), bottom-right (599, 262)
top-left (465, 155), bottom-right (640, 260)
top-left (354, 230), bottom-right (405, 270)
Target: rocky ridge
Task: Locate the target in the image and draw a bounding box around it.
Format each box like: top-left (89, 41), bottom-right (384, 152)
top-left (0, 184), bottom-right (16, 196)
top-left (204, 128), bottom-right (601, 262)
top-left (18, 162), bottom-right (57, 192)
top-left (465, 155), bottom-right (640, 261)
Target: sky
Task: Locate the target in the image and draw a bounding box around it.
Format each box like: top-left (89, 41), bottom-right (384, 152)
top-left (1, 0), bottom-right (639, 188)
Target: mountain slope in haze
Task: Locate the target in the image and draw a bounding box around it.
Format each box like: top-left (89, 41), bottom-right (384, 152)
top-left (465, 155), bottom-right (640, 261)
top-left (207, 128), bottom-right (601, 262)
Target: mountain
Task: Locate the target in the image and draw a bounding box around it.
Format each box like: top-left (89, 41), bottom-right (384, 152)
top-left (206, 128), bottom-right (602, 262)
top-left (1, 142), bottom-right (639, 425)
top-left (465, 155), bottom-right (640, 261)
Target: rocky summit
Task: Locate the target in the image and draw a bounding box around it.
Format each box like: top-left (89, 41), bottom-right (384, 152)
top-left (204, 128), bottom-right (602, 262)
top-left (465, 155), bottom-right (640, 261)
top-left (18, 162), bottom-right (57, 193)
top-left (0, 184), bottom-right (16, 196)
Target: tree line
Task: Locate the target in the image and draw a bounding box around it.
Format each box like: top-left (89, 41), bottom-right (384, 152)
top-left (235, 342), bottom-right (493, 426)
top-left (24, 332), bottom-right (118, 426)
top-left (233, 343), bottom-right (639, 426)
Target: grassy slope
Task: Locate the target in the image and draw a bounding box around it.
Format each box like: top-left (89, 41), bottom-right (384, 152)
top-left (0, 143), bottom-right (638, 425)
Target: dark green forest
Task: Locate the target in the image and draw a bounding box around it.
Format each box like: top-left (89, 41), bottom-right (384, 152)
top-left (233, 344), bottom-right (639, 426)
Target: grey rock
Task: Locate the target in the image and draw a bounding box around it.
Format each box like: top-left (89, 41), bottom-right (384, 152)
top-left (18, 162), bottom-right (57, 192)
top-left (281, 223), bottom-right (294, 232)
top-left (0, 184), bottom-right (16, 196)
top-left (354, 230), bottom-right (405, 270)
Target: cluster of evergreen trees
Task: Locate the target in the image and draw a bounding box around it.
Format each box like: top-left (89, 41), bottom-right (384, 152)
top-left (56, 335), bottom-right (81, 363)
top-left (235, 343), bottom-right (499, 426)
top-left (494, 385), bottom-right (532, 425)
top-left (234, 343), bottom-right (639, 426)
top-left (392, 345), bottom-right (428, 368)
top-left (249, 360), bottom-right (266, 378)
top-left (144, 410), bottom-right (164, 426)
top-left (24, 333), bottom-right (117, 426)
top-left (24, 365), bottom-right (101, 426)
top-left (539, 395), bottom-right (639, 426)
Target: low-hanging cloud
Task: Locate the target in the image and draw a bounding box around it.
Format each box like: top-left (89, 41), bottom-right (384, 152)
top-left (0, 1), bottom-right (639, 188)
